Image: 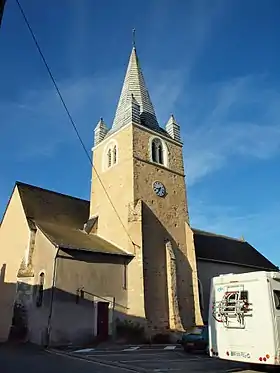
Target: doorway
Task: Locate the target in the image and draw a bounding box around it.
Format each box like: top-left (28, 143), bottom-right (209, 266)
top-left (97, 301), bottom-right (109, 340)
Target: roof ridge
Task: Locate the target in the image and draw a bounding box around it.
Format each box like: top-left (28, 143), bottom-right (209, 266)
top-left (192, 227), bottom-right (245, 242)
top-left (16, 181), bottom-right (89, 203)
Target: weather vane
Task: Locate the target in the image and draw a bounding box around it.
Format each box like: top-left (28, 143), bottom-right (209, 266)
top-left (132, 28), bottom-right (136, 48)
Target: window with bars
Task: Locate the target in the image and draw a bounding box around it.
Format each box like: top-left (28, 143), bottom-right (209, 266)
top-left (123, 263), bottom-right (127, 290)
top-left (274, 290), bottom-right (280, 310)
top-left (108, 148), bottom-right (112, 167)
top-left (36, 272), bottom-right (45, 308)
top-left (105, 142), bottom-right (118, 170)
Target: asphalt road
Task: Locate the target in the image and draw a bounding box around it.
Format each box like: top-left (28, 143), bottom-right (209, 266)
top-left (0, 344), bottom-right (132, 373)
top-left (0, 343), bottom-right (274, 373)
top-left (50, 344), bottom-right (269, 373)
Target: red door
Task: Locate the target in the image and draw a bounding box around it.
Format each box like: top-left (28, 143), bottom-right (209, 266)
top-left (97, 302), bottom-right (109, 340)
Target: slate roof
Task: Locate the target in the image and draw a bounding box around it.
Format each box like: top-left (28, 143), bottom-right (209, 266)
top-left (16, 182), bottom-right (132, 257)
top-left (37, 222), bottom-right (129, 256)
top-left (109, 47), bottom-right (170, 138)
top-left (193, 228), bottom-right (278, 271)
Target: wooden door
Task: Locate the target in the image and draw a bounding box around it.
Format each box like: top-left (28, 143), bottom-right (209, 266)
top-left (97, 301), bottom-right (109, 340)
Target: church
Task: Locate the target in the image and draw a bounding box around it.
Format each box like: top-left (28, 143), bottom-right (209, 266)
top-left (0, 45), bottom-right (277, 346)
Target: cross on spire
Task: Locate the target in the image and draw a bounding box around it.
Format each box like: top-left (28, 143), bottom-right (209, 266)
top-left (132, 28), bottom-right (136, 48)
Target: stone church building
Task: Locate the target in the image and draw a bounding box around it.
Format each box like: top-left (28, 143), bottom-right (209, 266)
top-left (0, 46), bottom-right (277, 346)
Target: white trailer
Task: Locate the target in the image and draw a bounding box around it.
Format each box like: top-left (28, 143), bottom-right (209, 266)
top-left (208, 271), bottom-right (280, 368)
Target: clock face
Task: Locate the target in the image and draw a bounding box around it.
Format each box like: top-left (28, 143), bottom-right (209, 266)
top-left (153, 181), bottom-right (166, 197)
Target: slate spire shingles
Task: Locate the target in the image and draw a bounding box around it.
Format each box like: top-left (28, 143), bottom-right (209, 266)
top-left (111, 47), bottom-right (159, 132)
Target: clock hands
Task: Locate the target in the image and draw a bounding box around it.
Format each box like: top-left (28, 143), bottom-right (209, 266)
top-left (153, 181), bottom-right (166, 197)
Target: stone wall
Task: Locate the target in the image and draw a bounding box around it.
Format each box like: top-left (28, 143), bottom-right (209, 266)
top-left (89, 122), bottom-right (202, 333)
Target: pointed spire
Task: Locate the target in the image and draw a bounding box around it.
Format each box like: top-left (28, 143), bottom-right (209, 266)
top-left (111, 47), bottom-right (159, 132)
top-left (94, 117), bottom-right (108, 146)
top-left (165, 114), bottom-right (181, 142)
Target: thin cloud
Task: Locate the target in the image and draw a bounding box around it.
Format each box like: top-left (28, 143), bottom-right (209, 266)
top-left (148, 68), bottom-right (187, 124)
top-left (0, 71), bottom-right (121, 160)
top-left (181, 74), bottom-right (280, 185)
top-left (182, 0), bottom-right (229, 68)
top-left (0, 66), bottom-right (187, 160)
top-left (189, 198), bottom-right (280, 265)
top-left (1, 0), bottom-right (228, 161)
top-left (189, 199), bottom-right (260, 237)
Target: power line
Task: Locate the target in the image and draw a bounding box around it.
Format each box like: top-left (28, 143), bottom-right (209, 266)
top-left (15, 0), bottom-right (136, 250)
top-left (0, 0), bottom-right (6, 27)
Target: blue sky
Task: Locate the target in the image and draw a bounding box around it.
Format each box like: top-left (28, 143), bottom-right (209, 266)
top-left (1, 0), bottom-right (280, 265)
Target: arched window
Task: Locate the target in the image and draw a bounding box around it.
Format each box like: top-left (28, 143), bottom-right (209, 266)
top-left (151, 138), bottom-right (165, 165)
top-left (158, 143), bottom-right (163, 164)
top-left (103, 140), bottom-right (118, 171)
top-left (108, 149), bottom-right (112, 168)
top-left (36, 272), bottom-right (45, 308)
top-left (152, 141), bottom-right (157, 162)
top-left (113, 145), bottom-right (117, 164)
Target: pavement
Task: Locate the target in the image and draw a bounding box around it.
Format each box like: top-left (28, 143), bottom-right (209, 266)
top-left (49, 343), bottom-right (270, 373)
top-left (0, 342), bottom-right (274, 373)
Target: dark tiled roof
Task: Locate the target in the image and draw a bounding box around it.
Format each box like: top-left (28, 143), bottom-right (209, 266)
top-left (16, 182), bottom-right (131, 257)
top-left (17, 182), bottom-right (89, 229)
top-left (193, 228), bottom-right (278, 271)
top-left (37, 221), bottom-right (131, 257)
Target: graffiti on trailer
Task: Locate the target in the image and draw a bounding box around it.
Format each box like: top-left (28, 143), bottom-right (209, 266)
top-left (230, 351), bottom-right (251, 359)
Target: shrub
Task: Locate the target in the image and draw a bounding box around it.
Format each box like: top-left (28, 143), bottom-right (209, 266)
top-left (115, 318), bottom-right (146, 343)
top-left (151, 333), bottom-right (171, 344)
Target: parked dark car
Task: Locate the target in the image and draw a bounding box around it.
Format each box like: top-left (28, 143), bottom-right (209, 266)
top-left (181, 325), bottom-right (209, 353)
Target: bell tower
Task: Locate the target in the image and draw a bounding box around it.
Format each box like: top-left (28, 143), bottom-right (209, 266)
top-left (90, 44), bottom-right (202, 332)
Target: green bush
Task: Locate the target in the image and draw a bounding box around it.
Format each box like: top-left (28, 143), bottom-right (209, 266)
top-left (115, 318), bottom-right (146, 342)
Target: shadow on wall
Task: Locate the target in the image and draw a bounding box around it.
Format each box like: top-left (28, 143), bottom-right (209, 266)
top-left (142, 203), bottom-right (195, 332)
top-left (0, 264), bottom-right (5, 280)
top-left (0, 264), bottom-right (173, 347)
top-left (0, 264), bottom-right (19, 343)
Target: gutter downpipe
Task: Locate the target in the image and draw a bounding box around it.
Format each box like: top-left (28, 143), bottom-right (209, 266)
top-left (45, 247), bottom-right (59, 348)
